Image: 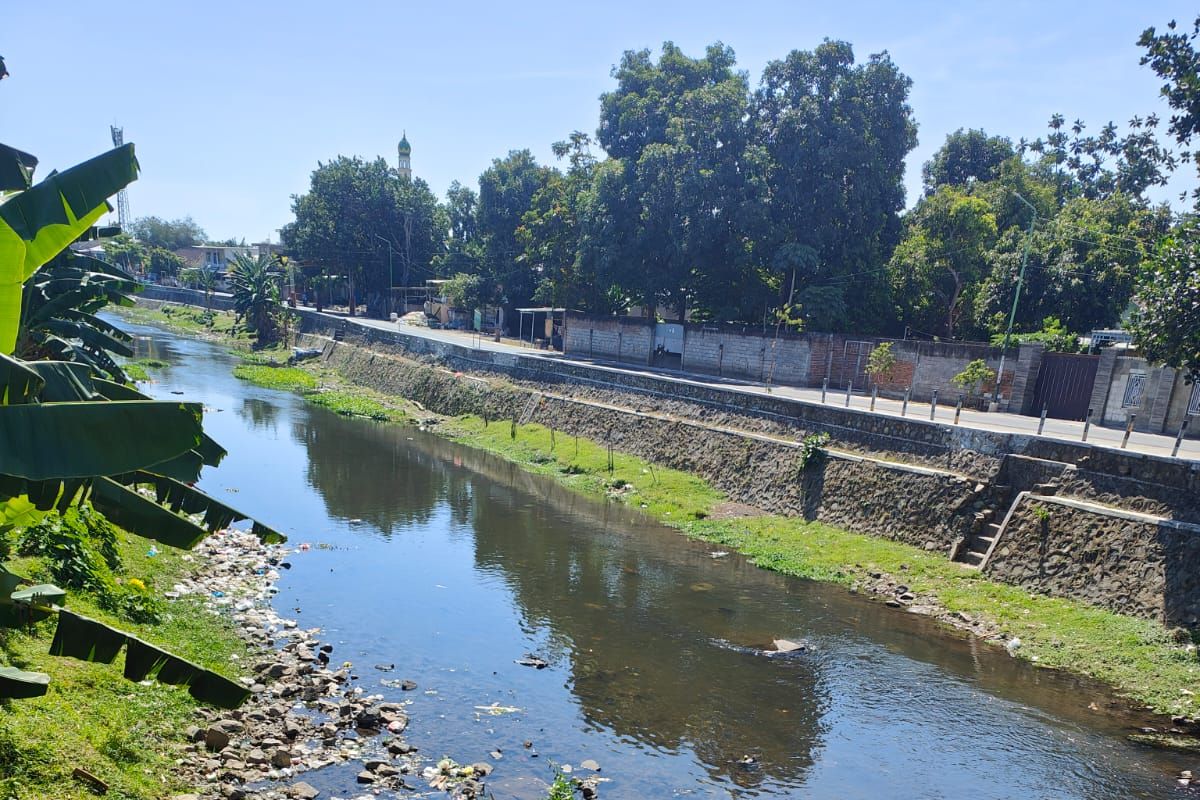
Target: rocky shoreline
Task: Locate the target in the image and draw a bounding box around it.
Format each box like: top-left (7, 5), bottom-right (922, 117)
top-left (166, 528), bottom-right (492, 800)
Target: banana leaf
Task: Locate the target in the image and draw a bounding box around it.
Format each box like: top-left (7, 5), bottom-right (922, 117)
top-left (9, 583), bottom-right (65, 624)
top-left (23, 361), bottom-right (99, 402)
top-left (189, 669), bottom-right (251, 709)
top-left (0, 400), bottom-right (202, 480)
top-left (92, 379), bottom-right (227, 467)
top-left (0, 568), bottom-right (28, 627)
top-left (142, 449), bottom-right (205, 484)
top-left (0, 144), bottom-right (38, 191)
top-left (154, 653), bottom-right (199, 686)
top-left (44, 317), bottom-right (134, 357)
top-left (14, 477), bottom-right (91, 512)
top-left (49, 608), bottom-right (125, 664)
top-left (0, 143), bottom-right (138, 353)
top-left (90, 477), bottom-right (209, 549)
top-left (0, 495), bottom-right (40, 533)
top-left (123, 635), bottom-right (169, 682)
top-left (110, 471), bottom-right (286, 543)
top-left (0, 351), bottom-right (44, 404)
top-left (0, 666), bottom-right (50, 699)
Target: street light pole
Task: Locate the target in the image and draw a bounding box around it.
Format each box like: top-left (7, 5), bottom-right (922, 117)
top-left (991, 192), bottom-right (1037, 409)
top-left (374, 234), bottom-right (395, 317)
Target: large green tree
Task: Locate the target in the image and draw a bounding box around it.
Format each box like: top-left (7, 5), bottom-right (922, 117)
top-left (435, 180), bottom-right (482, 277)
top-left (1129, 222), bottom-right (1200, 382)
top-left (889, 185), bottom-right (997, 338)
top-left (476, 150), bottom-right (554, 314)
top-left (284, 156), bottom-right (445, 317)
top-left (518, 132), bottom-right (599, 311)
top-left (753, 40), bottom-right (918, 332)
top-left (594, 42), bottom-right (759, 320)
top-left (1140, 16), bottom-right (1200, 207)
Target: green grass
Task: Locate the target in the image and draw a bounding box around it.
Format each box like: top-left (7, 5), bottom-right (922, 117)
top-left (1, 527), bottom-right (247, 800)
top-left (232, 363), bottom-right (318, 391)
top-left (443, 414), bottom-right (1200, 720)
top-left (305, 389), bottom-right (407, 421)
top-left (232, 363), bottom-right (409, 423)
top-left (121, 358), bottom-right (170, 383)
top-left (444, 417), bottom-right (721, 522)
top-left (118, 303), bottom-right (246, 342)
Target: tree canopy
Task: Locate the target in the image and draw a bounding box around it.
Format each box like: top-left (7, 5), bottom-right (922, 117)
top-left (128, 216), bottom-right (206, 251)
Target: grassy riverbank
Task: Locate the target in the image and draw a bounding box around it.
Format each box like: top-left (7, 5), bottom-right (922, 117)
top-left (114, 304), bottom-right (1200, 722)
top-left (0, 525), bottom-right (247, 800)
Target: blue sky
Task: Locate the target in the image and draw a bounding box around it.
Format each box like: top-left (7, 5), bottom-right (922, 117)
top-left (4, 1), bottom-right (1196, 241)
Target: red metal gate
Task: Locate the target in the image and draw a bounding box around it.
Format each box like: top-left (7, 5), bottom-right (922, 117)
top-left (1028, 352), bottom-right (1100, 420)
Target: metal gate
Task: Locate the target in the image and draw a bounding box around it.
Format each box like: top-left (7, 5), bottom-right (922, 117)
top-left (1029, 352), bottom-right (1100, 420)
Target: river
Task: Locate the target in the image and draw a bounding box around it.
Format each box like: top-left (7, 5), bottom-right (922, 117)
top-left (123, 319), bottom-right (1192, 799)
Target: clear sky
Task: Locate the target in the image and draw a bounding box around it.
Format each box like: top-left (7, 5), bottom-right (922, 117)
top-left (4, 1), bottom-right (1196, 242)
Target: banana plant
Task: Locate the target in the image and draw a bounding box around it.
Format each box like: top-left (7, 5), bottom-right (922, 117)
top-left (17, 251), bottom-right (141, 382)
top-left (0, 116), bottom-right (283, 703)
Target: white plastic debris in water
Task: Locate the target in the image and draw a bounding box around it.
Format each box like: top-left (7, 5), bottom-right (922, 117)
top-left (773, 639), bottom-right (805, 654)
top-left (710, 551), bottom-right (730, 559)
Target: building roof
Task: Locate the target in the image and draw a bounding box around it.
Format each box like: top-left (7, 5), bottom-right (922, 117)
top-left (397, 131), bottom-right (411, 155)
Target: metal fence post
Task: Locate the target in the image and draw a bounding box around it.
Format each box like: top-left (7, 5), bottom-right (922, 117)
top-left (845, 380), bottom-right (853, 408)
top-left (954, 395), bottom-right (963, 425)
top-left (929, 390), bottom-right (938, 421)
top-left (902, 388), bottom-right (910, 417)
top-left (1121, 413), bottom-right (1136, 449)
top-left (1173, 418), bottom-right (1190, 458)
top-left (1037, 406), bottom-right (1048, 436)
top-left (870, 385), bottom-right (878, 412)
top-left (1082, 408), bottom-right (1093, 442)
top-left (821, 378), bottom-right (828, 404)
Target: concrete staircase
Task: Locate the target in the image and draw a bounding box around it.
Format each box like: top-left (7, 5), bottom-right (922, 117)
top-left (955, 483), bottom-right (1012, 568)
top-left (953, 476), bottom-right (1063, 569)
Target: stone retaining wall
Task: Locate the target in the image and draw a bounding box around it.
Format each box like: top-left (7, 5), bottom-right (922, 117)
top-left (984, 494), bottom-right (1200, 627)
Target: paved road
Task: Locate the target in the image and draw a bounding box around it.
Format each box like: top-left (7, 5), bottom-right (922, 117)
top-left (317, 308), bottom-right (1199, 463)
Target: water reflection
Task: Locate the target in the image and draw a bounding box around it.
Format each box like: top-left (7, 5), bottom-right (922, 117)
top-left (237, 398), bottom-right (280, 432)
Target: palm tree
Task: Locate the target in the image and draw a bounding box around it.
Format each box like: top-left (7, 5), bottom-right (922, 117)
top-left (228, 252), bottom-right (281, 343)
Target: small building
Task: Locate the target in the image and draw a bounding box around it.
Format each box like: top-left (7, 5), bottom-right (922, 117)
top-left (173, 244), bottom-right (256, 273)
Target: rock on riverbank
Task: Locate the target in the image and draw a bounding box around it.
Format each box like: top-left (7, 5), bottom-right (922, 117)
top-left (167, 528), bottom-right (486, 800)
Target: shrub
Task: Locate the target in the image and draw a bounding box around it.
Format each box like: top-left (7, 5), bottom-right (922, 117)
top-left (951, 359), bottom-right (996, 398)
top-left (865, 342), bottom-right (899, 384)
top-left (18, 509), bottom-right (113, 592)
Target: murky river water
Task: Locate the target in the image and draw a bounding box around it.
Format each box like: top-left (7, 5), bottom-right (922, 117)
top-left (123, 319), bottom-right (1194, 799)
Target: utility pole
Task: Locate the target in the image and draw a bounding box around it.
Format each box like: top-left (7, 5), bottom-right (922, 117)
top-left (991, 192), bottom-right (1037, 409)
top-left (374, 234), bottom-right (395, 317)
